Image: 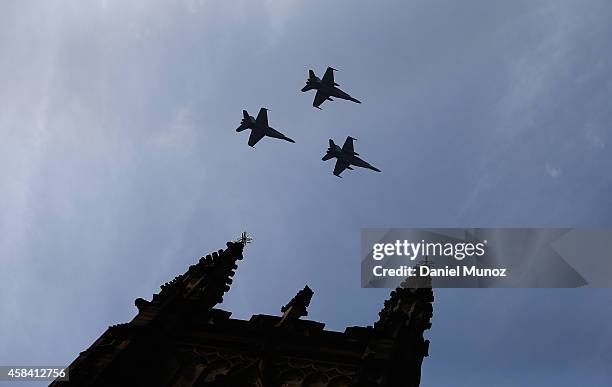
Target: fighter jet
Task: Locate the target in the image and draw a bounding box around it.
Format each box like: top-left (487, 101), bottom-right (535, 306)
top-left (322, 136), bottom-right (381, 177)
top-left (236, 108), bottom-right (295, 147)
top-left (301, 67), bottom-right (361, 109)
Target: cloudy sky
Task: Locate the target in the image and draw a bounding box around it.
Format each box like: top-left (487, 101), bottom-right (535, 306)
top-left (1, 0), bottom-right (611, 385)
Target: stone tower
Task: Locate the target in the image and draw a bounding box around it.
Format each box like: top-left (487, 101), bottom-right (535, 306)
top-left (51, 240), bottom-right (433, 386)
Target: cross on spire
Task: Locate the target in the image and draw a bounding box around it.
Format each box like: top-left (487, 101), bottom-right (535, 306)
top-left (235, 232), bottom-right (253, 247)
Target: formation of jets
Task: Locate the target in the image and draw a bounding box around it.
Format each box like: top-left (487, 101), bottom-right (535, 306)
top-left (235, 66), bottom-right (380, 177)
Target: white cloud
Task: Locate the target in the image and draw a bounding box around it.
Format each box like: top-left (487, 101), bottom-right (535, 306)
top-left (148, 106), bottom-right (197, 149)
top-left (586, 130), bottom-right (605, 149)
top-left (262, 0), bottom-right (301, 45)
top-left (545, 163), bottom-right (562, 178)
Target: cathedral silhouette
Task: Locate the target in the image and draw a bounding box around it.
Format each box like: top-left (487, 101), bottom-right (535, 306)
top-left (51, 239), bottom-right (433, 386)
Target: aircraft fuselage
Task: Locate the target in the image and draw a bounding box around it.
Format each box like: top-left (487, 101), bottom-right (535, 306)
top-left (236, 109), bottom-right (295, 147)
top-left (327, 146), bottom-right (380, 172)
top-left (303, 79), bottom-right (358, 102)
top-left (242, 115), bottom-right (286, 139)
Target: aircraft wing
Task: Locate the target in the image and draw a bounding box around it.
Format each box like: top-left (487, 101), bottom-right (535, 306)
top-left (322, 67), bottom-right (335, 85)
top-left (255, 108), bottom-right (268, 128)
top-left (333, 159), bottom-right (349, 176)
top-left (341, 136), bottom-right (355, 154)
top-left (313, 90), bottom-right (329, 108)
top-left (248, 130), bottom-right (265, 147)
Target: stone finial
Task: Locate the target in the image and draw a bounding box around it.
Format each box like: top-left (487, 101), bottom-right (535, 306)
top-left (277, 285), bottom-right (314, 327)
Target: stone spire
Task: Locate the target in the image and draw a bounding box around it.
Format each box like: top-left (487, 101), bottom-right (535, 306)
top-left (375, 259), bottom-right (433, 341)
top-left (133, 241), bottom-right (244, 328)
top-left (352, 264), bottom-right (433, 387)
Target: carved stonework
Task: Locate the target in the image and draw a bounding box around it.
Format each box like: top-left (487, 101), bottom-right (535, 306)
top-left (277, 286), bottom-right (314, 328)
top-left (51, 240), bottom-right (433, 387)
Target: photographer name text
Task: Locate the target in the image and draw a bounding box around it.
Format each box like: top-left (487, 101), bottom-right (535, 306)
top-left (372, 265), bottom-right (507, 278)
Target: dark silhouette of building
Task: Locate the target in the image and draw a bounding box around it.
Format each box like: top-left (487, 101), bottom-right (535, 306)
top-left (51, 240), bottom-right (433, 386)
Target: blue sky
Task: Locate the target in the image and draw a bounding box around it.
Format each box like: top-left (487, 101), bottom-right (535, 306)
top-left (1, 1), bottom-right (611, 385)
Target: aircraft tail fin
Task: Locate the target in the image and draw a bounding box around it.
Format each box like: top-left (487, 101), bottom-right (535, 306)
top-left (309, 70), bottom-right (316, 79)
top-left (329, 139), bottom-right (335, 148)
top-left (243, 110), bottom-right (249, 120)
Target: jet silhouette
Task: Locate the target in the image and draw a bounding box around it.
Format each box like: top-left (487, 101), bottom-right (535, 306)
top-left (301, 67), bottom-right (361, 109)
top-left (322, 136), bottom-right (381, 177)
top-left (236, 108), bottom-right (295, 147)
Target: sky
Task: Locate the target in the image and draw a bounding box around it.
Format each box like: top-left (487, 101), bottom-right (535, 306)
top-left (1, 0), bottom-right (611, 386)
